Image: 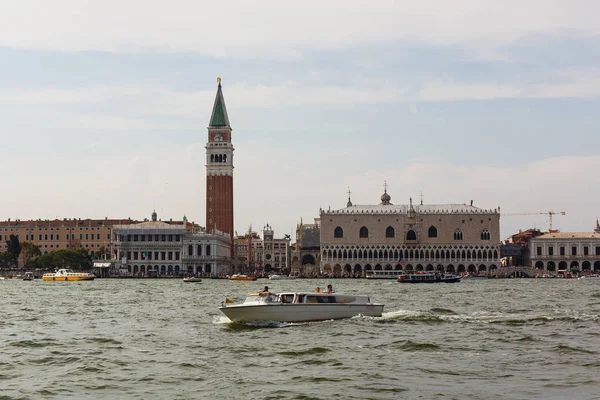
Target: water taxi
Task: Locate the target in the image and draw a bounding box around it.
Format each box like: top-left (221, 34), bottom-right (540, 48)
top-left (42, 269), bottom-right (96, 281)
top-left (228, 274), bottom-right (257, 281)
top-left (219, 290), bottom-right (384, 322)
top-left (397, 272), bottom-right (461, 283)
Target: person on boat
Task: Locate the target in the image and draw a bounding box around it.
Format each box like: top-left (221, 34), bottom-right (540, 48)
top-left (325, 284), bottom-right (335, 293)
top-left (260, 286), bottom-right (269, 293)
top-left (315, 287), bottom-right (321, 293)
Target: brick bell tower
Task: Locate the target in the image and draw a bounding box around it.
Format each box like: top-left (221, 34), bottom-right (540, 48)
top-left (206, 78), bottom-right (234, 249)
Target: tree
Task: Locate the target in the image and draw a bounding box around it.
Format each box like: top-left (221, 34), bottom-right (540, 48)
top-left (51, 249), bottom-right (93, 271)
top-left (36, 252), bottom-right (56, 269)
top-left (0, 251), bottom-right (14, 267)
top-left (92, 245), bottom-right (110, 260)
top-left (6, 234), bottom-right (21, 266)
top-left (22, 242), bottom-right (41, 264)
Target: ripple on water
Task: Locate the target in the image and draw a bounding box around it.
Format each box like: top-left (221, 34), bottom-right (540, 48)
top-left (556, 345), bottom-right (596, 354)
top-left (393, 340), bottom-right (440, 352)
top-left (10, 339), bottom-right (57, 348)
top-left (279, 347), bottom-right (331, 357)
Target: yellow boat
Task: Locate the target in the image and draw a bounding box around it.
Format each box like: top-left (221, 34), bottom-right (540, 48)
top-left (228, 274), bottom-right (257, 281)
top-left (42, 268), bottom-right (96, 281)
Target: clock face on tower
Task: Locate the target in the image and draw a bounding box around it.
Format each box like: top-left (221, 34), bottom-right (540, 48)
top-left (214, 133), bottom-right (223, 142)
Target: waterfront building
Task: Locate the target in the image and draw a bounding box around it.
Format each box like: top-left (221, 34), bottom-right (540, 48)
top-left (319, 187), bottom-right (501, 276)
top-left (529, 221), bottom-right (600, 274)
top-left (206, 78), bottom-right (234, 252)
top-left (500, 228), bottom-right (544, 267)
top-left (0, 217), bottom-right (133, 267)
top-left (290, 218), bottom-right (321, 277)
top-left (112, 211), bottom-right (231, 276)
top-left (234, 224), bottom-right (290, 275)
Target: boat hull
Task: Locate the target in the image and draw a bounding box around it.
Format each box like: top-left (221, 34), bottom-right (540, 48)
top-left (397, 278), bottom-right (461, 283)
top-left (42, 276), bottom-right (95, 281)
top-left (219, 303), bottom-right (384, 322)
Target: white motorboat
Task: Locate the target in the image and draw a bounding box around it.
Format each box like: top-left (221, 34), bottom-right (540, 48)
top-left (268, 274), bottom-right (298, 280)
top-left (219, 291), bottom-right (384, 322)
top-left (183, 277), bottom-right (202, 283)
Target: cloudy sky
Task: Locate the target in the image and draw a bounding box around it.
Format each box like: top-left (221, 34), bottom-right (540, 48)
top-left (1, 0), bottom-right (599, 239)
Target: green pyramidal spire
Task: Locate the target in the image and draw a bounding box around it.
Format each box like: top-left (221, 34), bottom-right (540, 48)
top-left (209, 78), bottom-right (230, 128)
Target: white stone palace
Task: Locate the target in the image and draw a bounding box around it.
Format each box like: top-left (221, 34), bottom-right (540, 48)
top-left (320, 187), bottom-right (500, 276)
top-left (529, 220), bottom-right (600, 274)
top-left (113, 211), bottom-right (231, 276)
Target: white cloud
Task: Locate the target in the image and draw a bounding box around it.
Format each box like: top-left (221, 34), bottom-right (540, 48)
top-left (3, 67), bottom-right (600, 125)
top-left (1, 1), bottom-right (599, 57)
top-left (343, 156), bottom-right (600, 238)
top-left (3, 146), bottom-right (599, 241)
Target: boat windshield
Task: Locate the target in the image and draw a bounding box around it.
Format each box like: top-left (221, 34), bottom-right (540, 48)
top-left (304, 295), bottom-right (337, 304)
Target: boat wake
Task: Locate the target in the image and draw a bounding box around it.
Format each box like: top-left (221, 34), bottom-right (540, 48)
top-left (374, 308), bottom-right (600, 325)
top-left (213, 315), bottom-right (303, 329)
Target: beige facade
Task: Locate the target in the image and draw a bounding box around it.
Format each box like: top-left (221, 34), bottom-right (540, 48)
top-left (320, 190), bottom-right (500, 276)
top-left (0, 218), bottom-right (126, 267)
top-left (0, 215), bottom-right (200, 267)
top-left (290, 218), bottom-right (321, 277)
top-left (234, 224), bottom-right (290, 274)
top-left (529, 231), bottom-right (600, 273)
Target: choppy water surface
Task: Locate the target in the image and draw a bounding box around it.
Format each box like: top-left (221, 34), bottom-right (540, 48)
top-left (1, 278), bottom-right (599, 399)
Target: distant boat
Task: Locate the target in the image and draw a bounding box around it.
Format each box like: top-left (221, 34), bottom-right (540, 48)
top-left (42, 269), bottom-right (96, 281)
top-left (229, 274), bottom-right (257, 281)
top-left (23, 272), bottom-right (34, 281)
top-left (462, 274), bottom-right (488, 280)
top-left (183, 277), bottom-right (202, 283)
top-left (268, 274), bottom-right (298, 280)
top-left (579, 275), bottom-right (600, 280)
top-left (397, 272), bottom-right (461, 283)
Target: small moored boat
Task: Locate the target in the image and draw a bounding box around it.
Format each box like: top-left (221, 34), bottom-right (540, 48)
top-left (42, 269), bottom-right (96, 281)
top-left (219, 290), bottom-right (384, 322)
top-left (23, 272), bottom-right (34, 281)
top-left (229, 274), bottom-right (257, 281)
top-left (268, 274), bottom-right (298, 280)
top-left (183, 277), bottom-right (202, 283)
top-left (579, 274), bottom-right (600, 280)
top-left (397, 272), bottom-right (461, 283)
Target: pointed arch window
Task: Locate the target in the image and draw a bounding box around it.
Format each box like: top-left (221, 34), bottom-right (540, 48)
top-left (359, 226), bottom-right (369, 238)
top-left (428, 226), bottom-right (438, 238)
top-left (453, 230), bottom-right (463, 240)
top-left (385, 226), bottom-right (395, 238)
top-left (406, 230), bottom-right (417, 241)
top-left (334, 226), bottom-right (344, 238)
top-left (480, 230), bottom-right (490, 240)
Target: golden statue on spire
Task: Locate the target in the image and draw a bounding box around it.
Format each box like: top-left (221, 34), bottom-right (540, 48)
top-left (217, 77), bottom-right (221, 84)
